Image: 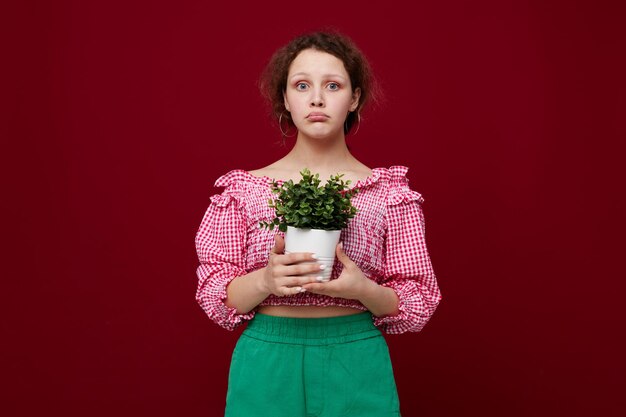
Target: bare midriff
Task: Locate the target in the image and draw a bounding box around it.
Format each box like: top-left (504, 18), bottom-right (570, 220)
top-left (257, 305), bottom-right (365, 318)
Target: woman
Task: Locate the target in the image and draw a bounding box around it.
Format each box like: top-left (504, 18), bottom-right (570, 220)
top-left (194, 30), bottom-right (442, 417)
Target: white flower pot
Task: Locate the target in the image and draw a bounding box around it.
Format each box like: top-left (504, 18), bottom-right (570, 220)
top-left (284, 225), bottom-right (341, 282)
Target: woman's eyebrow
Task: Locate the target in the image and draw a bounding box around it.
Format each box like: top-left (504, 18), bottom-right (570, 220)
top-left (289, 72), bottom-right (346, 81)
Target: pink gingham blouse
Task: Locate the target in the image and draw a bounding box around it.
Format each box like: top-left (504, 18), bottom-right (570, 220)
top-left (194, 165), bottom-right (442, 334)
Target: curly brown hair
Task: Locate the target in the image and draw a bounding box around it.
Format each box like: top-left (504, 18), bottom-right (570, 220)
top-left (259, 29), bottom-right (381, 141)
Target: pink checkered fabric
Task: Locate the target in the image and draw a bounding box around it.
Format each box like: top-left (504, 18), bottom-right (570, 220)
top-left (195, 165), bottom-right (442, 334)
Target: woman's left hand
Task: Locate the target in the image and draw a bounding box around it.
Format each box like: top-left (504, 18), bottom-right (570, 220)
top-left (301, 242), bottom-right (372, 301)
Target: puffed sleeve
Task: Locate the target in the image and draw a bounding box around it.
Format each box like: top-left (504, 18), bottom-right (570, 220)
top-left (372, 166), bottom-right (442, 334)
top-left (194, 185), bottom-right (256, 331)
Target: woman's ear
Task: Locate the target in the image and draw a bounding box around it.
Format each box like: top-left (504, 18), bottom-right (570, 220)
top-left (283, 92), bottom-right (290, 112)
top-left (350, 87), bottom-right (361, 112)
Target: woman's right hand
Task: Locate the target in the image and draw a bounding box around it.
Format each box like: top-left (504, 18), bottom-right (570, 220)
top-left (262, 234), bottom-right (324, 296)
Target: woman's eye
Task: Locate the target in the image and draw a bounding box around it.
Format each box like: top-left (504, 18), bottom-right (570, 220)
top-left (328, 83), bottom-right (339, 90)
top-left (296, 83), bottom-right (308, 90)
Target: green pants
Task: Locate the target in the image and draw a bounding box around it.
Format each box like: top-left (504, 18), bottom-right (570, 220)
top-left (225, 311), bottom-right (401, 417)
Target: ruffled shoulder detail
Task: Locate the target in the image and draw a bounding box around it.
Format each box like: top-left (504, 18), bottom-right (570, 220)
top-left (209, 192), bottom-right (240, 208)
top-left (210, 170), bottom-right (248, 209)
top-left (214, 170), bottom-right (249, 188)
top-left (386, 165), bottom-right (424, 206)
top-left (352, 167), bottom-right (384, 190)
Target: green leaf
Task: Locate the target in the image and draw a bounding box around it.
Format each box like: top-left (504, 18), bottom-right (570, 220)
top-left (263, 167), bottom-right (359, 230)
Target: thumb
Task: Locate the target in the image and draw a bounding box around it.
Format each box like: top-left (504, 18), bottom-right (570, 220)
top-left (272, 233), bottom-right (285, 254)
top-left (336, 241), bottom-right (349, 263)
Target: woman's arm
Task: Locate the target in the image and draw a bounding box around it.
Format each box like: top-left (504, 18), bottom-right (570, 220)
top-left (357, 278), bottom-right (400, 319)
top-left (223, 267), bottom-right (270, 314)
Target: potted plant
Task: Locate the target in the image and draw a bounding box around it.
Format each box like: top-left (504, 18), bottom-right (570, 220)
top-left (259, 168), bottom-right (359, 281)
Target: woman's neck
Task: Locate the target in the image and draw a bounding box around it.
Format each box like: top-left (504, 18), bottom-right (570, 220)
top-left (281, 132), bottom-right (356, 171)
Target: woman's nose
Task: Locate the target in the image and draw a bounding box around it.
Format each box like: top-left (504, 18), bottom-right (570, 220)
top-left (310, 88), bottom-right (324, 107)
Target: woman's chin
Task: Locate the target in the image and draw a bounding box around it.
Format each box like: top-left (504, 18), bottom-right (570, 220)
top-left (298, 125), bottom-right (343, 141)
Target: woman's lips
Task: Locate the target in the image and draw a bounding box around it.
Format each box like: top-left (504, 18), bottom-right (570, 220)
top-left (306, 113), bottom-right (329, 122)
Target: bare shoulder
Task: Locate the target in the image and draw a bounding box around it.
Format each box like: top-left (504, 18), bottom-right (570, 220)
top-left (338, 161), bottom-right (373, 182)
top-left (351, 161), bottom-right (374, 178)
top-left (248, 164), bottom-right (284, 179)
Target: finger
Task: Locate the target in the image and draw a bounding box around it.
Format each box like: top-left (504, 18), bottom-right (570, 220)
top-left (283, 275), bottom-right (323, 287)
top-left (301, 283), bottom-right (327, 295)
top-left (336, 242), bottom-right (353, 266)
top-left (284, 262), bottom-right (325, 276)
top-left (280, 285), bottom-right (307, 296)
top-left (270, 234), bottom-right (284, 255)
top-left (278, 251), bottom-right (319, 266)
top-left (273, 262), bottom-right (318, 278)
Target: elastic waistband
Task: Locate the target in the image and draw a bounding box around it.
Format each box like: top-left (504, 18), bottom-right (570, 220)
top-left (242, 311), bottom-right (381, 345)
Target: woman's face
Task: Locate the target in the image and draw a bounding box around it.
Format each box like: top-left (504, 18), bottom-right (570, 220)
top-left (283, 48), bottom-right (361, 140)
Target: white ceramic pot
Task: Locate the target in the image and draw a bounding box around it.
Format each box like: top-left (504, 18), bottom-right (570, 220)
top-left (284, 225), bottom-right (341, 282)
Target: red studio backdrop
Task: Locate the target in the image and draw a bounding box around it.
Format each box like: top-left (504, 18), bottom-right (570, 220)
top-left (4, 1), bottom-right (625, 416)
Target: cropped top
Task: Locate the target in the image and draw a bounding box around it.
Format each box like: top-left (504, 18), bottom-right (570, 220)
top-left (194, 165), bottom-right (442, 334)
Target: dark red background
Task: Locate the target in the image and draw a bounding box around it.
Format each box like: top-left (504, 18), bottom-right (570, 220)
top-left (4, 1), bottom-right (625, 416)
